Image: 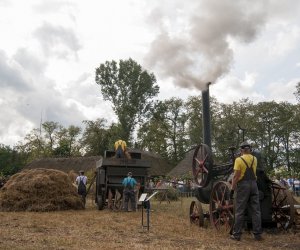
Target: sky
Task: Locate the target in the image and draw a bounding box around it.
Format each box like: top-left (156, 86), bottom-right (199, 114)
top-left (0, 0), bottom-right (300, 147)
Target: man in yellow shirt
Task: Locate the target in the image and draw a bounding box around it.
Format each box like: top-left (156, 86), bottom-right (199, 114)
top-left (114, 139), bottom-right (131, 159)
top-left (230, 141), bottom-right (262, 241)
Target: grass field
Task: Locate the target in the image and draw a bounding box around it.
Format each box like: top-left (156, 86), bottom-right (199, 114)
top-left (0, 196), bottom-right (299, 250)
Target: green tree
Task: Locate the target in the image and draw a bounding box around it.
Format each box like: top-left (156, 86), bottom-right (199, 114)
top-left (18, 128), bottom-right (46, 161)
top-left (275, 102), bottom-right (300, 172)
top-left (81, 118), bottom-right (111, 156)
top-left (17, 121), bottom-right (83, 159)
top-left (137, 101), bottom-right (170, 161)
top-left (185, 95), bottom-right (203, 147)
top-left (137, 98), bottom-right (188, 165)
top-left (42, 121), bottom-right (60, 155)
top-left (95, 58), bottom-right (159, 143)
top-left (54, 125), bottom-right (81, 157)
top-left (0, 144), bottom-right (25, 175)
top-left (162, 98), bottom-right (189, 164)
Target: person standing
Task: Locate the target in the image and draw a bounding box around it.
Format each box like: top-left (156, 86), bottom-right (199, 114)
top-left (76, 170), bottom-right (88, 206)
top-left (294, 177), bottom-right (300, 196)
top-left (230, 141), bottom-right (262, 241)
top-left (122, 172), bottom-right (137, 212)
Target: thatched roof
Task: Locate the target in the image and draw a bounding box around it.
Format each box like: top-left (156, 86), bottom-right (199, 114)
top-left (25, 151), bottom-right (173, 177)
top-left (168, 150), bottom-right (195, 178)
top-left (135, 150), bottom-right (174, 176)
top-left (26, 156), bottom-right (102, 173)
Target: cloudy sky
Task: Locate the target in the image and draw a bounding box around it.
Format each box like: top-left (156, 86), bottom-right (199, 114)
top-left (0, 0), bottom-right (300, 147)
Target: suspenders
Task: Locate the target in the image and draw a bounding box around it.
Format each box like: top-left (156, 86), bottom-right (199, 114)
top-left (239, 156), bottom-right (256, 181)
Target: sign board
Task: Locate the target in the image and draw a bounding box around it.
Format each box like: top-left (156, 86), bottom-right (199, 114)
top-left (139, 193), bottom-right (148, 202)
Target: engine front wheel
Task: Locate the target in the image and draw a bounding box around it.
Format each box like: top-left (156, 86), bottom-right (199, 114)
top-left (190, 200), bottom-right (204, 227)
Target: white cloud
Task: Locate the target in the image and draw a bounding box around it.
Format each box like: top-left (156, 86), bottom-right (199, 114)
top-left (0, 0), bottom-right (300, 147)
top-left (267, 24), bottom-right (300, 57)
top-left (266, 79), bottom-right (299, 103)
top-left (211, 73), bottom-right (264, 104)
top-left (33, 22), bottom-right (82, 59)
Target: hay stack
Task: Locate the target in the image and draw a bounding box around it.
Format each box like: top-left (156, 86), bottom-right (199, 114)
top-left (0, 168), bottom-right (84, 212)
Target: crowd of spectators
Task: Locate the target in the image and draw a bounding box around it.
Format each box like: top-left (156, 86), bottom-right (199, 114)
top-left (146, 177), bottom-right (196, 197)
top-left (272, 175), bottom-right (300, 196)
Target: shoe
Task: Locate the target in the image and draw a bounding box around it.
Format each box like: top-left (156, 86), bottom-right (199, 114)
top-left (230, 235), bottom-right (241, 241)
top-left (254, 235), bottom-right (263, 241)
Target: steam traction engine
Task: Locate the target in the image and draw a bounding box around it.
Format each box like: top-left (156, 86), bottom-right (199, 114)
top-left (189, 86), bottom-right (297, 232)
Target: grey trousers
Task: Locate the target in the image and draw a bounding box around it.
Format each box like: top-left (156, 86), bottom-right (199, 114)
top-left (232, 180), bottom-right (262, 237)
top-left (123, 190), bottom-right (136, 211)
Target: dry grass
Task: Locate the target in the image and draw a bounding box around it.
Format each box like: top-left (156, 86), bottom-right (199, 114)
top-left (0, 197), bottom-right (299, 250)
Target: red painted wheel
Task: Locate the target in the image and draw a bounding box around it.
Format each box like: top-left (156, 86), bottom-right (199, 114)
top-left (190, 200), bottom-right (204, 227)
top-left (271, 182), bottom-right (295, 229)
top-left (209, 181), bottom-right (234, 232)
top-left (192, 144), bottom-right (213, 187)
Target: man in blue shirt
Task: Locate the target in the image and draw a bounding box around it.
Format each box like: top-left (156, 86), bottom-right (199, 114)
top-left (122, 172), bottom-right (137, 212)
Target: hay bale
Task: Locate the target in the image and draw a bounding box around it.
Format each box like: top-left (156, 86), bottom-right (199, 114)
top-left (0, 168), bottom-right (84, 212)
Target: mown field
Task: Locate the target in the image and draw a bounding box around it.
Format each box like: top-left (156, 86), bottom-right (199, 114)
top-left (0, 197), bottom-right (299, 250)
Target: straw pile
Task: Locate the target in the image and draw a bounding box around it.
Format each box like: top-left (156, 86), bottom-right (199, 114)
top-left (0, 168), bottom-right (84, 212)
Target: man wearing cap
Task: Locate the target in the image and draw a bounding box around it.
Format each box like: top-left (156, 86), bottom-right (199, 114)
top-left (230, 141), bottom-right (262, 241)
top-left (122, 172), bottom-right (137, 212)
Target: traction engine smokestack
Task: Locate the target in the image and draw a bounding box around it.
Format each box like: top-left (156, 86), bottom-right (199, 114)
top-left (202, 83), bottom-right (211, 148)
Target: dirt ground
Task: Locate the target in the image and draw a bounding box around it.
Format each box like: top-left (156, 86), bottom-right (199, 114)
top-left (0, 197), bottom-right (299, 250)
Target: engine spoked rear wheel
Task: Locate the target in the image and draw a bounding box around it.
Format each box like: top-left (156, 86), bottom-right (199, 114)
top-left (271, 182), bottom-right (295, 230)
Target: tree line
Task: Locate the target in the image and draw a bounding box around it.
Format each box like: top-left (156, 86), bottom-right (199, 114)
top-left (1, 59), bottom-right (299, 177)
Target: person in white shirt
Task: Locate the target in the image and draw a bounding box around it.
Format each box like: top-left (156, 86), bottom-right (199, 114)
top-left (76, 170), bottom-right (88, 206)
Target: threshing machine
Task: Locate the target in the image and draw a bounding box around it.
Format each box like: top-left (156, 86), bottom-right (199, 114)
top-left (95, 150), bottom-right (150, 210)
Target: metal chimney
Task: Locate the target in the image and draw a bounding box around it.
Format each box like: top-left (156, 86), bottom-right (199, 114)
top-left (202, 83), bottom-right (211, 148)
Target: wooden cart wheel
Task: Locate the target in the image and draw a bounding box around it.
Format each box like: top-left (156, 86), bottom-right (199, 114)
top-left (190, 200), bottom-right (204, 227)
top-left (97, 194), bottom-right (104, 210)
top-left (209, 181), bottom-right (234, 232)
top-left (271, 182), bottom-right (295, 229)
top-left (113, 189), bottom-right (123, 210)
top-left (192, 144), bottom-right (213, 187)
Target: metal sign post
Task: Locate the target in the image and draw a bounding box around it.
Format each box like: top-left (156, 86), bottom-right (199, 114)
top-left (139, 192), bottom-right (158, 232)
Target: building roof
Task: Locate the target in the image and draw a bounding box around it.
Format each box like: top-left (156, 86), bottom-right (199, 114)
top-left (25, 151), bottom-right (174, 177)
top-left (167, 149), bottom-right (195, 178)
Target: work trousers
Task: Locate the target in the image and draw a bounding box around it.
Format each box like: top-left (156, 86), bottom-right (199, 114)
top-left (232, 180), bottom-right (262, 237)
top-left (123, 190), bottom-right (136, 211)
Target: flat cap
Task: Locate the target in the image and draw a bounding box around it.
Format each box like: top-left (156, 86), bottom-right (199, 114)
top-left (240, 141), bottom-right (251, 149)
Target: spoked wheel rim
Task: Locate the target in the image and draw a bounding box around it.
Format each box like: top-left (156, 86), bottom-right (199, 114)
top-left (192, 144), bottom-right (213, 187)
top-left (271, 182), bottom-right (295, 229)
top-left (190, 200), bottom-right (204, 227)
top-left (209, 181), bottom-right (234, 232)
top-left (113, 189), bottom-right (123, 211)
